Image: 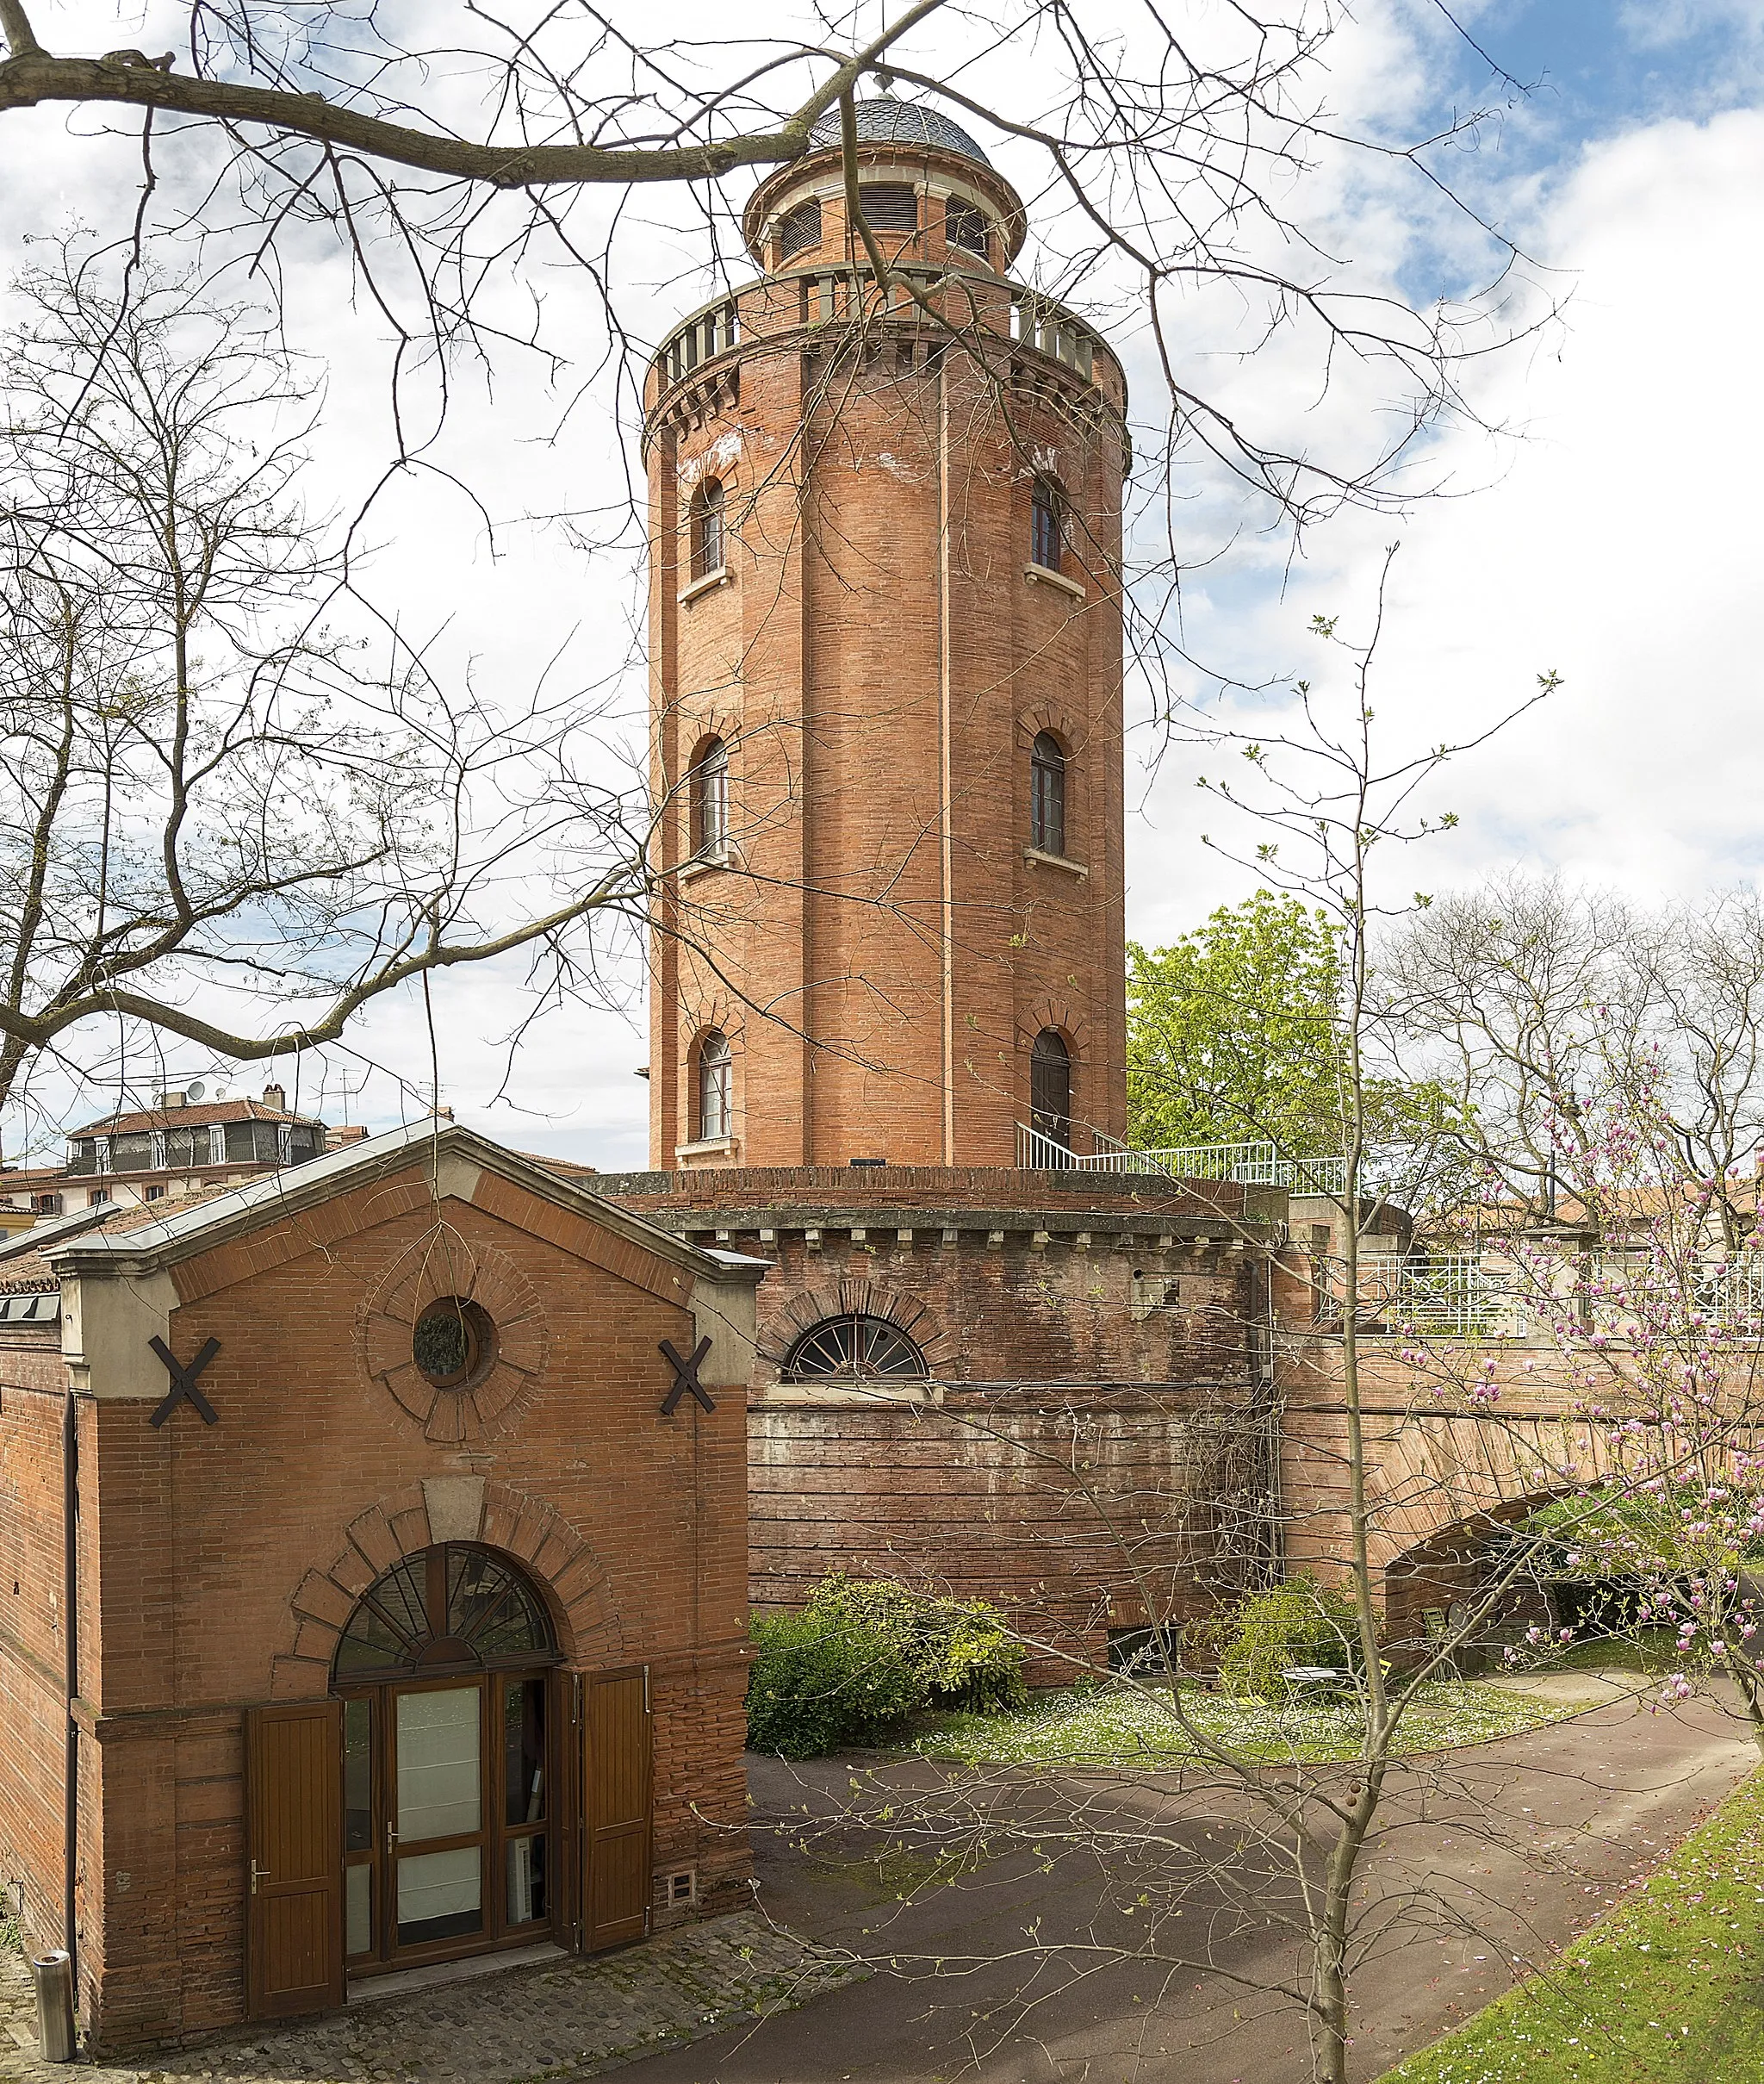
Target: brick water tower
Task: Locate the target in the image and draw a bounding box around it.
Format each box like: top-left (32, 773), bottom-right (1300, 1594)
top-left (643, 96), bottom-right (1129, 1171)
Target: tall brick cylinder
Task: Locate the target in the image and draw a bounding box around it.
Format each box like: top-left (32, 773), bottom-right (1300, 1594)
top-left (645, 102), bottom-right (1129, 1172)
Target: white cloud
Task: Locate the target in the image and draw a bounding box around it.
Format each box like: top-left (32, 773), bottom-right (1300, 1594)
top-left (1129, 106), bottom-right (1764, 945)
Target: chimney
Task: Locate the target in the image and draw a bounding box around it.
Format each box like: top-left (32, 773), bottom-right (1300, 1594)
top-left (156, 1090), bottom-right (187, 1109)
top-left (431, 1105), bottom-right (455, 1122)
top-left (332, 1124), bottom-right (370, 1145)
top-left (263, 1081), bottom-right (287, 1112)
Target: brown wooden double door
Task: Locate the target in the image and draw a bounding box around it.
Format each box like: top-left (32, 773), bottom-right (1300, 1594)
top-left (339, 1668), bottom-right (558, 1975)
top-left (245, 1667), bottom-right (651, 2019)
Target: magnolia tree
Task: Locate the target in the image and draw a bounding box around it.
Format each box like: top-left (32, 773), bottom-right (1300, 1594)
top-left (1389, 1042), bottom-right (1764, 1752)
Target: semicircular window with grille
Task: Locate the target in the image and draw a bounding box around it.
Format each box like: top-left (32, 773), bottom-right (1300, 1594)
top-left (783, 1313), bottom-right (928, 1381)
top-left (333, 1543), bottom-right (557, 1679)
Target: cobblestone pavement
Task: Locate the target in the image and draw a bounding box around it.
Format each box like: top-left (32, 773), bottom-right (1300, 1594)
top-left (0, 1913), bottom-right (863, 2083)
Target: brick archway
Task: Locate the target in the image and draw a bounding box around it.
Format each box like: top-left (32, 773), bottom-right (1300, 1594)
top-left (272, 1477), bottom-right (621, 1699)
top-left (759, 1278), bottom-right (954, 1378)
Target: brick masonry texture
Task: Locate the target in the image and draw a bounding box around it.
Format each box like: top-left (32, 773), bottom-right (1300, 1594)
top-left (595, 1164), bottom-right (1283, 1668)
top-left (0, 1157), bottom-right (754, 2055)
top-left (644, 140), bottom-right (1128, 1172)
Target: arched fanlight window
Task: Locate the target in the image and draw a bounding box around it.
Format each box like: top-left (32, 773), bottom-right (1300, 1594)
top-left (691, 736), bottom-right (729, 860)
top-left (1030, 731), bottom-right (1066, 856)
top-left (785, 1313), bottom-right (928, 1380)
top-left (697, 1030), bottom-right (733, 1142)
top-left (1030, 1029), bottom-right (1073, 1155)
top-left (333, 1544), bottom-right (556, 1679)
top-left (690, 478), bottom-right (726, 581)
top-left (1030, 475), bottom-right (1065, 572)
top-left (777, 197), bottom-right (822, 263)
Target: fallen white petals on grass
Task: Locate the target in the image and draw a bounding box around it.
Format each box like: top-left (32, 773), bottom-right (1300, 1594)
top-left (907, 1681), bottom-right (1573, 1767)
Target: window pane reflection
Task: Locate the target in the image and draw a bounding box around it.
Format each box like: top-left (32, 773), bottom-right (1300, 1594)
top-left (505, 1680), bottom-right (545, 1826)
top-left (344, 1697), bottom-right (373, 1851)
top-left (396, 1686), bottom-right (481, 1841)
top-left (397, 1846), bottom-right (483, 1947)
top-left (345, 1863), bottom-right (372, 1957)
top-left (506, 1834), bottom-right (547, 1925)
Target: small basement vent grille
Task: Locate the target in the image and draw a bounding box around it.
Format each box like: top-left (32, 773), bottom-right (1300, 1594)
top-left (664, 1868), bottom-right (697, 1907)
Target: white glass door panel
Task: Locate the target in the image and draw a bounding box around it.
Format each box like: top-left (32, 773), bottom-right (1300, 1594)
top-left (395, 1687), bottom-right (481, 1842)
top-left (397, 1845), bottom-right (483, 1947)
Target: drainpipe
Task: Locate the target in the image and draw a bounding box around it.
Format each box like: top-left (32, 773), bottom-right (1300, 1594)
top-left (61, 1384), bottom-right (78, 1996)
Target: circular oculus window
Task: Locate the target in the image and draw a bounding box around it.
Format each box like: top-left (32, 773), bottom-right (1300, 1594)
top-left (412, 1297), bottom-right (497, 1390)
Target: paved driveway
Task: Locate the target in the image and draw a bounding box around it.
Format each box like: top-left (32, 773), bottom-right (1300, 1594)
top-left (628, 1684), bottom-right (1758, 2084)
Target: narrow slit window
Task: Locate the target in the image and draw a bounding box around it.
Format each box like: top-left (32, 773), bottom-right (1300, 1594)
top-left (691, 737), bottom-right (729, 860)
top-left (1030, 1030), bottom-right (1073, 1155)
top-left (690, 478), bottom-right (725, 581)
top-left (697, 1030), bottom-right (733, 1142)
top-left (1031, 476), bottom-right (1065, 572)
top-left (1030, 732), bottom-right (1066, 856)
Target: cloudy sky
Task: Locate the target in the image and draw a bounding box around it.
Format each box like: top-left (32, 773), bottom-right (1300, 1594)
top-left (3, 0), bottom-right (1763, 1167)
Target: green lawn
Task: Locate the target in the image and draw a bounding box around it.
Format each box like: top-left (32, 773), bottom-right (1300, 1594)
top-left (1382, 1770), bottom-right (1764, 2084)
top-left (904, 1678), bottom-right (1572, 1767)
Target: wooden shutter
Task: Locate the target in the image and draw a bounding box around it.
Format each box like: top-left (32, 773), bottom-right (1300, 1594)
top-left (245, 1701), bottom-right (345, 2019)
top-left (581, 1667), bottom-right (652, 1950)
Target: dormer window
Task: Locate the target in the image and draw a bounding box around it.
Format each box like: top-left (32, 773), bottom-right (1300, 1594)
top-left (857, 184), bottom-right (917, 235)
top-left (777, 197), bottom-right (822, 263)
top-left (689, 478), bottom-right (725, 581)
top-left (945, 198), bottom-right (989, 258)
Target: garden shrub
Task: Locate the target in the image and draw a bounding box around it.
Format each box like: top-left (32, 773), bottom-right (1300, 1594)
top-left (745, 1575), bottom-right (1027, 1757)
top-left (1217, 1576), bottom-right (1364, 1700)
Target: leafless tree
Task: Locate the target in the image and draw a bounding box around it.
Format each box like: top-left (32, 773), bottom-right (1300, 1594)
top-left (0, 2), bottom-right (1542, 543)
top-left (0, 241), bottom-right (668, 1146)
top-left (1382, 877), bottom-right (1764, 1243)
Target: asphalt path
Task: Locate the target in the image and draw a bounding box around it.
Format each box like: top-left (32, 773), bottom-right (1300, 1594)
top-left (625, 1683), bottom-right (1757, 2084)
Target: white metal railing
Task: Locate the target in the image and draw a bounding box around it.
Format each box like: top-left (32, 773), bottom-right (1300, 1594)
top-left (1318, 1252), bottom-right (1764, 1342)
top-left (1691, 1258), bottom-right (1764, 1328)
top-left (1014, 1123), bottom-right (1347, 1195)
top-left (1344, 1253), bottom-right (1530, 1338)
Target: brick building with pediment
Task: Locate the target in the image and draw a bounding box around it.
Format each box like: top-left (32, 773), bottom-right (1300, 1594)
top-left (0, 1123), bottom-right (762, 2050)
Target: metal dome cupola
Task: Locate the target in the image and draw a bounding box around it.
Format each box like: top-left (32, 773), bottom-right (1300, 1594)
top-left (741, 92), bottom-right (1027, 276)
top-left (804, 96), bottom-right (992, 165)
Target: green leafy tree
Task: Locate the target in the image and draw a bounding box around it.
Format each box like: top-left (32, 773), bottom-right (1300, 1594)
top-left (1127, 890), bottom-right (1348, 1153)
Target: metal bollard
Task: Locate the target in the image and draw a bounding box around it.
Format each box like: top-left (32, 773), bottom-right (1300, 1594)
top-left (29, 1950), bottom-right (75, 2062)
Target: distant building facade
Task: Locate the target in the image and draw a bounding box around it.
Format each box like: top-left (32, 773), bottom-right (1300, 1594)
top-left (1, 1084), bottom-right (362, 1222)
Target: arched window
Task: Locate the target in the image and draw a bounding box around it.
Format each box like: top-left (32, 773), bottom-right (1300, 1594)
top-left (777, 197), bottom-right (822, 263)
top-left (690, 477), bottom-right (725, 581)
top-left (333, 1544), bottom-right (556, 1680)
top-left (691, 736), bottom-right (729, 860)
top-left (785, 1313), bottom-right (928, 1380)
top-left (697, 1030), bottom-right (732, 1142)
top-left (1030, 1030), bottom-right (1073, 1154)
top-left (1030, 731), bottom-right (1066, 856)
top-left (1030, 475), bottom-right (1065, 572)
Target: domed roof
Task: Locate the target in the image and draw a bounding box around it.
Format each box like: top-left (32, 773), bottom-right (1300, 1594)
top-left (806, 96), bottom-right (991, 168)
